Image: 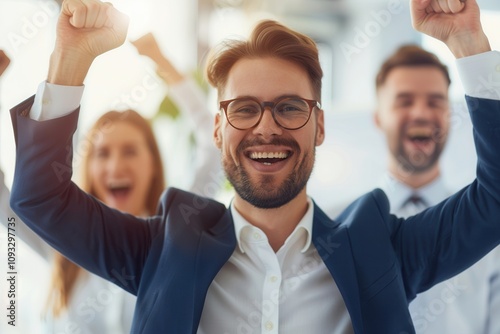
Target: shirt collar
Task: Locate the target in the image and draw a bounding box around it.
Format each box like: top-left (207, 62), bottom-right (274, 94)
top-left (231, 197), bottom-right (314, 254)
top-left (380, 173), bottom-right (452, 211)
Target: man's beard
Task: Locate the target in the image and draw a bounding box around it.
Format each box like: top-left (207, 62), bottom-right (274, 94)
top-left (223, 137), bottom-right (314, 209)
top-left (394, 129), bottom-right (447, 175)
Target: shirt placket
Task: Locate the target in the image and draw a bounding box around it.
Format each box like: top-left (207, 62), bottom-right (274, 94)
top-left (253, 231), bottom-right (281, 334)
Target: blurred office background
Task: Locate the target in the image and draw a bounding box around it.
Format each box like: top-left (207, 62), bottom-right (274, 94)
top-left (0, 0), bottom-right (499, 332)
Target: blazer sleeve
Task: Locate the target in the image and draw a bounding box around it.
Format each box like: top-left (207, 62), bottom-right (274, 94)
top-left (388, 96), bottom-right (500, 299)
top-left (9, 96), bottom-right (162, 294)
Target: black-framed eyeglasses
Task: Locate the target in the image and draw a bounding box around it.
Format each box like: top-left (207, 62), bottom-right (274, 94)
top-left (219, 96), bottom-right (321, 130)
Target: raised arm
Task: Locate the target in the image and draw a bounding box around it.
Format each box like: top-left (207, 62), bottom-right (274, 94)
top-left (393, 0), bottom-right (500, 296)
top-left (131, 33), bottom-right (223, 196)
top-left (131, 33), bottom-right (184, 85)
top-left (9, 0), bottom-right (160, 294)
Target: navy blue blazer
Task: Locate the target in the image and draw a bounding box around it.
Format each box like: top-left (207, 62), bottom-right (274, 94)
top-left (9, 95), bottom-right (500, 333)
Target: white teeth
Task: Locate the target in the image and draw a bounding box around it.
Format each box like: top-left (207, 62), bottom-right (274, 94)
top-left (249, 152), bottom-right (289, 159)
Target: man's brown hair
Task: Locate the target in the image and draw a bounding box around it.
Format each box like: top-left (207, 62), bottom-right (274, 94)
top-left (205, 19), bottom-right (323, 102)
top-left (376, 44), bottom-right (451, 91)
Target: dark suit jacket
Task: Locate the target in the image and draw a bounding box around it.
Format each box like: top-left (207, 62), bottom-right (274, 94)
top-left (9, 95), bottom-right (500, 333)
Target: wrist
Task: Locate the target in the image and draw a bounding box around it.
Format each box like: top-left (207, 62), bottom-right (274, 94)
top-left (47, 48), bottom-right (94, 86)
top-left (446, 31), bottom-right (491, 58)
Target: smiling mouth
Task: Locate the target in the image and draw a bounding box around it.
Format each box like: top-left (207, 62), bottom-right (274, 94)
top-left (248, 151), bottom-right (290, 165)
top-left (406, 128), bottom-right (434, 145)
top-left (108, 181), bottom-right (132, 199)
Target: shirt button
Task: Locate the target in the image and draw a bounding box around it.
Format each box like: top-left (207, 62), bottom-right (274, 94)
top-left (265, 321), bottom-right (274, 331)
top-left (253, 232), bottom-right (261, 240)
top-left (496, 64), bottom-right (500, 72)
top-left (269, 275), bottom-right (278, 283)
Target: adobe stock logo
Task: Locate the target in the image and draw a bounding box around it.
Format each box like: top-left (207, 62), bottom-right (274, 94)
top-left (6, 0), bottom-right (60, 53)
top-left (410, 276), bottom-right (467, 332)
top-left (339, 0), bottom-right (403, 63)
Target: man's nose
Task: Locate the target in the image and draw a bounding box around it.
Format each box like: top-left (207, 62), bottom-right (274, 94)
top-left (410, 100), bottom-right (433, 119)
top-left (252, 107), bottom-right (283, 138)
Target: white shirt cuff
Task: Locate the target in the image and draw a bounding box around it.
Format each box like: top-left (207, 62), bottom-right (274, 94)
top-left (30, 81), bottom-right (84, 121)
top-left (456, 51), bottom-right (500, 100)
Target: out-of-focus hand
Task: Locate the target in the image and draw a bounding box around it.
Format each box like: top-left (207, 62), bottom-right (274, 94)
top-left (0, 50), bottom-right (10, 77)
top-left (131, 33), bottom-right (163, 63)
top-left (410, 0), bottom-right (490, 58)
top-left (131, 32), bottom-right (184, 85)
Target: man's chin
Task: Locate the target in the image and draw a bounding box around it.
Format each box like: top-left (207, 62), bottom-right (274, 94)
top-left (240, 177), bottom-right (309, 209)
top-left (241, 193), bottom-right (293, 209)
top-left (397, 148), bottom-right (436, 172)
top-left (400, 158), bottom-right (437, 174)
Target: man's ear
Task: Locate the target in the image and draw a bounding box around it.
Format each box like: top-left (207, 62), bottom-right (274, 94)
top-left (213, 113), bottom-right (222, 149)
top-left (315, 109), bottom-right (325, 146)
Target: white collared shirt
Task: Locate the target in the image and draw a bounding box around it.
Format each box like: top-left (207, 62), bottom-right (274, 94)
top-left (197, 198), bottom-right (353, 334)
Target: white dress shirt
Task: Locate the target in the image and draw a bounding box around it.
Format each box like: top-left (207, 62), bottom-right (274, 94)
top-left (381, 175), bottom-right (500, 334)
top-left (197, 198), bottom-right (353, 334)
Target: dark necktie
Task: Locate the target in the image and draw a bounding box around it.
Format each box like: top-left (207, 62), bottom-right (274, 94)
top-left (405, 195), bottom-right (426, 206)
top-left (400, 194), bottom-right (427, 218)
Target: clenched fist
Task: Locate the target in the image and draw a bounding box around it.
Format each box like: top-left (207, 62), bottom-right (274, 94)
top-left (410, 0), bottom-right (490, 58)
top-left (48, 0), bottom-right (129, 85)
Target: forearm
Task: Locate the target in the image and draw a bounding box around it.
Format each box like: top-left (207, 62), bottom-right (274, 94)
top-left (446, 31), bottom-right (491, 59)
top-left (47, 49), bottom-right (93, 86)
top-left (154, 54), bottom-right (183, 85)
top-left (169, 78), bottom-right (210, 128)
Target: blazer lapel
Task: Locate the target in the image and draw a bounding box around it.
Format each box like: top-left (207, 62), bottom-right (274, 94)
top-left (312, 204), bottom-right (364, 334)
top-left (192, 209), bottom-right (236, 331)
